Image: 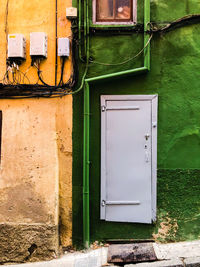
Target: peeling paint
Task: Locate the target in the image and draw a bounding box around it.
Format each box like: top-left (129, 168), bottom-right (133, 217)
top-left (153, 213), bottom-right (178, 242)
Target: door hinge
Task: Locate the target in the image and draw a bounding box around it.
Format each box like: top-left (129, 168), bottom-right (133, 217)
top-left (152, 122), bottom-right (157, 128)
top-left (101, 200), bottom-right (106, 206)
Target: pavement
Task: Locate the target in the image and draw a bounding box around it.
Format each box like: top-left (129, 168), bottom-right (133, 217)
top-left (109, 241), bottom-right (200, 267)
top-left (1, 240), bottom-right (200, 267)
top-left (123, 257), bottom-right (200, 266)
top-left (0, 247), bottom-right (108, 267)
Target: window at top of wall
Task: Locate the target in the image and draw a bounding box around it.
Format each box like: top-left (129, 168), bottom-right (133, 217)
top-left (93, 0), bottom-right (137, 25)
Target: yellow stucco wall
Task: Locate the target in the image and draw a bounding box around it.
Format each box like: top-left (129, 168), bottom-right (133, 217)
top-left (0, 0), bottom-right (73, 253)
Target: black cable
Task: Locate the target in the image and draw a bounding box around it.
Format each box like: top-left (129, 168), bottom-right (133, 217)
top-left (58, 57), bottom-right (66, 86)
top-left (1, 13), bottom-right (200, 99)
top-left (68, 19), bottom-right (79, 89)
top-left (150, 14), bottom-right (200, 34)
top-left (0, 17), bottom-right (79, 98)
top-left (36, 21), bottom-right (78, 89)
top-left (37, 69), bottom-right (53, 88)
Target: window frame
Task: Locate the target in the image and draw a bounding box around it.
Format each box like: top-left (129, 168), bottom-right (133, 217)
top-left (92, 0), bottom-right (137, 25)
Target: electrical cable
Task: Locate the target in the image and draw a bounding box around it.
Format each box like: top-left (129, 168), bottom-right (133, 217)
top-left (60, 59), bottom-right (88, 96)
top-left (0, 58), bottom-right (87, 98)
top-left (150, 14), bottom-right (200, 34)
top-left (37, 69), bottom-right (53, 88)
top-left (33, 20), bottom-right (79, 90)
top-left (58, 57), bottom-right (65, 86)
top-left (0, 3), bottom-right (80, 99)
top-left (0, 22), bottom-right (84, 99)
top-left (89, 34), bottom-right (153, 66)
top-left (2, 12), bottom-right (199, 99)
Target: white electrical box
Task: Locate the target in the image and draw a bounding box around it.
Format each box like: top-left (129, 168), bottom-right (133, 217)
top-left (58, 38), bottom-right (70, 57)
top-left (8, 34), bottom-right (26, 59)
top-left (30, 32), bottom-right (47, 58)
top-left (66, 7), bottom-right (77, 18)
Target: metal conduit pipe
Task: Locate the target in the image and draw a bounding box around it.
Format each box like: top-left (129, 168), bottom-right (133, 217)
top-left (84, 0), bottom-right (87, 56)
top-left (82, 0), bottom-right (151, 248)
top-left (83, 81), bottom-right (90, 249)
top-left (82, 0), bottom-right (90, 249)
top-left (78, 0), bottom-right (83, 61)
top-left (72, 0), bottom-right (77, 7)
top-left (144, 0), bottom-right (150, 70)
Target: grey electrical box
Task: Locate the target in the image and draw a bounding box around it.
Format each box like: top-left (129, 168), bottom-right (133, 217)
top-left (8, 34), bottom-right (26, 59)
top-left (30, 32), bottom-right (47, 58)
top-left (58, 38), bottom-right (70, 57)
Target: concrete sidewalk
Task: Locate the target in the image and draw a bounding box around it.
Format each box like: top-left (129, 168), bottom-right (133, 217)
top-left (1, 247), bottom-right (108, 267)
top-left (1, 240), bottom-right (200, 267)
top-left (124, 257), bottom-right (200, 267)
top-left (118, 241), bottom-right (200, 267)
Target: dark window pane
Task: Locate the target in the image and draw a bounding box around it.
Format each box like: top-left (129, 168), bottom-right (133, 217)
top-left (97, 0), bottom-right (114, 20)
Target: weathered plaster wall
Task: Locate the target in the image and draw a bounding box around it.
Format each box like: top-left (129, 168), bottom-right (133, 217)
top-left (73, 0), bottom-right (200, 245)
top-left (56, 96), bottom-right (73, 247)
top-left (0, 0), bottom-right (73, 262)
top-left (0, 100), bottom-right (59, 225)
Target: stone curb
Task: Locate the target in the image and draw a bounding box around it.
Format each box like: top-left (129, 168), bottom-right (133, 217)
top-left (123, 257), bottom-right (200, 267)
top-left (108, 257), bottom-right (200, 267)
top-left (153, 241), bottom-right (200, 260)
top-left (184, 256), bottom-right (200, 267)
top-left (124, 258), bottom-right (184, 267)
top-left (1, 247), bottom-right (108, 267)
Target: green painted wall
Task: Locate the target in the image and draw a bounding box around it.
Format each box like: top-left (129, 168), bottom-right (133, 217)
top-left (73, 0), bottom-right (200, 246)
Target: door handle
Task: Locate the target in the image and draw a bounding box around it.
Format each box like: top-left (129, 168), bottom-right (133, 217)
top-left (145, 134), bottom-right (150, 140)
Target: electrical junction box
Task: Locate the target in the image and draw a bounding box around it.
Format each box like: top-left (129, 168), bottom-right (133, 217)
top-left (66, 7), bottom-right (77, 18)
top-left (30, 32), bottom-right (47, 58)
top-left (58, 38), bottom-right (70, 57)
top-left (8, 34), bottom-right (26, 59)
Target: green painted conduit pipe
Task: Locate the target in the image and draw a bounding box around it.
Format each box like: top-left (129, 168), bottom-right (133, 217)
top-left (144, 0), bottom-right (150, 70)
top-left (84, 0), bottom-right (87, 56)
top-left (82, 0), bottom-right (150, 248)
top-left (82, 0), bottom-right (90, 249)
top-left (78, 0), bottom-right (83, 61)
top-left (83, 81), bottom-right (90, 249)
top-left (72, 0), bottom-right (77, 8)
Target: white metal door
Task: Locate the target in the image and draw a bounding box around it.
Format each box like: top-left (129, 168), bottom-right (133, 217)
top-left (101, 95), bottom-right (157, 223)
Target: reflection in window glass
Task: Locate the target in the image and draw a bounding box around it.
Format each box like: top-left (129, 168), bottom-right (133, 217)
top-left (97, 0), bottom-right (114, 20)
top-left (116, 0), bottom-right (131, 20)
top-left (96, 0), bottom-right (131, 21)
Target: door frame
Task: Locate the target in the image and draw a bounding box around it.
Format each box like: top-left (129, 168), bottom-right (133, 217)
top-left (100, 94), bottom-right (158, 222)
